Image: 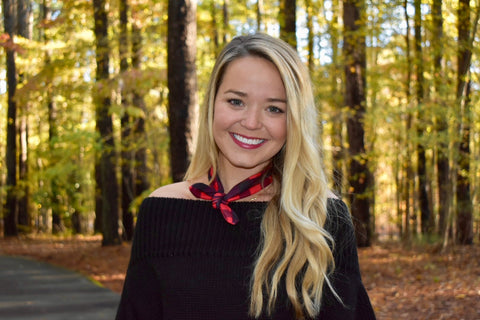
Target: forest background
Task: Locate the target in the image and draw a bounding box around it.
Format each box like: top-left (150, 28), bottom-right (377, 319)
top-left (1, 0), bottom-right (480, 318)
top-left (1, 0), bottom-right (480, 247)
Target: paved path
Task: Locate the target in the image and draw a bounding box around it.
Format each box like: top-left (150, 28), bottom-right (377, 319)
top-left (0, 255), bottom-right (120, 320)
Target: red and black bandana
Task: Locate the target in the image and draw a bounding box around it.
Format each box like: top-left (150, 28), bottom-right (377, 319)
top-left (189, 166), bottom-right (273, 225)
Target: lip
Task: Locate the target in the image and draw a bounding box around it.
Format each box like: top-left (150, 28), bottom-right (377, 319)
top-left (230, 133), bottom-right (266, 149)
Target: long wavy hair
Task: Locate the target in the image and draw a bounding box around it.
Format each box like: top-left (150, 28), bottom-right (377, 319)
top-left (185, 33), bottom-right (337, 319)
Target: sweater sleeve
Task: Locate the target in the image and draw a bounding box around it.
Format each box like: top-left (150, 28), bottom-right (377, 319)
top-left (318, 199), bottom-right (376, 320)
top-left (115, 202), bottom-right (163, 320)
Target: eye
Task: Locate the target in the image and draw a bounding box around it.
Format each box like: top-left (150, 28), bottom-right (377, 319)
top-left (228, 99), bottom-right (244, 107)
top-left (267, 106), bottom-right (285, 114)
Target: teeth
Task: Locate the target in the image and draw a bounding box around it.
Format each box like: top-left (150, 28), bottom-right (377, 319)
top-left (233, 133), bottom-right (264, 145)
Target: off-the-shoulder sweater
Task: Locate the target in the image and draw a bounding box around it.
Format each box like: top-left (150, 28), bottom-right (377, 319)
top-left (115, 197), bottom-right (376, 320)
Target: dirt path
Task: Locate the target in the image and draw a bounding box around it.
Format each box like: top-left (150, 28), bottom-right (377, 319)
top-left (1, 235), bottom-right (479, 319)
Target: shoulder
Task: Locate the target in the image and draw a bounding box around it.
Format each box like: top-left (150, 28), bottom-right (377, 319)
top-left (149, 181), bottom-right (195, 199)
top-left (325, 196), bottom-right (354, 238)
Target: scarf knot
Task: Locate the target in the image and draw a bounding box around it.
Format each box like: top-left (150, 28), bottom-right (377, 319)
top-left (189, 166), bottom-right (273, 225)
top-left (212, 192), bottom-right (226, 210)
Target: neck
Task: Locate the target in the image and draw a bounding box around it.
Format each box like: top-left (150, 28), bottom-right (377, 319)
top-left (216, 163), bottom-right (271, 193)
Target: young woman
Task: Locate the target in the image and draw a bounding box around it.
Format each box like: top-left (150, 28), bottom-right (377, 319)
top-left (116, 33), bottom-right (376, 320)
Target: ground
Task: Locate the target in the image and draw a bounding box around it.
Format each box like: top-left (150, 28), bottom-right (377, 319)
top-left (1, 235), bottom-right (479, 320)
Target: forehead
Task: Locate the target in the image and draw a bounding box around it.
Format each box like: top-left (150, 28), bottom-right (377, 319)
top-left (218, 56), bottom-right (286, 96)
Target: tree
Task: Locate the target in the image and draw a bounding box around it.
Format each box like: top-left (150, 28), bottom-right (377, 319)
top-left (93, 0), bottom-right (121, 246)
top-left (414, 0), bottom-right (431, 235)
top-left (167, 0), bottom-right (197, 182)
top-left (222, 0), bottom-right (230, 44)
top-left (402, 0), bottom-right (414, 241)
top-left (118, 2), bottom-right (150, 241)
top-left (455, 0), bottom-right (476, 245)
top-left (343, 0), bottom-right (373, 246)
top-left (17, 0), bottom-right (33, 231)
top-left (3, 0), bottom-right (19, 237)
top-left (44, 0), bottom-right (62, 233)
top-left (328, 0), bottom-right (344, 194)
top-left (432, 0), bottom-right (449, 237)
top-left (256, 0), bottom-right (264, 31)
top-left (119, 0), bottom-right (135, 240)
top-left (279, 0), bottom-right (296, 48)
top-left (131, 15), bottom-right (149, 201)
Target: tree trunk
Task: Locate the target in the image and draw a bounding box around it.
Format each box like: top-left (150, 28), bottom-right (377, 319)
top-left (256, 0), bottom-right (264, 32)
top-left (222, 0), bottom-right (229, 44)
top-left (17, 115), bottom-right (30, 230)
top-left (432, 0), bottom-right (449, 237)
top-left (455, 0), bottom-right (474, 245)
top-left (402, 0), bottom-right (414, 241)
top-left (94, 160), bottom-right (103, 233)
top-left (93, 0), bottom-right (121, 246)
top-left (48, 88), bottom-right (63, 234)
top-left (118, 0), bottom-right (135, 241)
top-left (456, 83), bottom-right (473, 245)
top-left (279, 0), bottom-right (296, 48)
top-left (329, 0), bottom-right (344, 195)
top-left (305, 0), bottom-right (314, 71)
top-left (414, 0), bottom-right (431, 235)
top-left (210, 1), bottom-right (220, 51)
top-left (343, 0), bottom-right (372, 247)
top-left (167, 0), bottom-right (197, 182)
top-left (16, 0), bottom-right (32, 233)
top-left (3, 0), bottom-right (19, 237)
top-left (68, 170), bottom-right (83, 234)
top-left (132, 20), bottom-right (150, 199)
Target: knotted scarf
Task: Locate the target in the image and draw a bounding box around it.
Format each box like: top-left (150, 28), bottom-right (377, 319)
top-left (189, 166), bottom-right (273, 225)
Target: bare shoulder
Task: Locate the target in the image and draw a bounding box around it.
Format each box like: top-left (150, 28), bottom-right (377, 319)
top-left (149, 181), bottom-right (194, 199)
top-left (327, 190), bottom-right (339, 199)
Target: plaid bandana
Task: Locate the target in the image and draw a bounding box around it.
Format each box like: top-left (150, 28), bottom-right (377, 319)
top-left (189, 166), bottom-right (273, 225)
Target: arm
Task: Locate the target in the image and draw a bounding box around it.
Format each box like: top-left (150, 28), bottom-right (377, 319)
top-left (318, 199), bottom-right (376, 320)
top-left (115, 202), bottom-right (163, 320)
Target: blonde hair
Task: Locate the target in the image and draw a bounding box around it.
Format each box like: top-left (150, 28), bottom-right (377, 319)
top-left (185, 33), bottom-right (337, 319)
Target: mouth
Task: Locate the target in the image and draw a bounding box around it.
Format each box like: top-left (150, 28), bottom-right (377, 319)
top-left (231, 133), bottom-right (266, 148)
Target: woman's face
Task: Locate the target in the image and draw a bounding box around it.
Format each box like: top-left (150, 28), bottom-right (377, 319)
top-left (213, 55), bottom-right (287, 179)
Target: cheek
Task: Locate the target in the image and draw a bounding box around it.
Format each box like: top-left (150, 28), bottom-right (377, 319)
top-left (275, 119), bottom-right (287, 142)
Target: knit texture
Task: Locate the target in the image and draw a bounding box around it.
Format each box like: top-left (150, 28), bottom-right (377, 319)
top-left (115, 198), bottom-right (376, 320)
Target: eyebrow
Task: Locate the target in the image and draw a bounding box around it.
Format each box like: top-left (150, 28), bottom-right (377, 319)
top-left (223, 89), bottom-right (287, 104)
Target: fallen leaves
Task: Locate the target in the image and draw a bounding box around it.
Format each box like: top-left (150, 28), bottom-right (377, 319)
top-left (359, 242), bottom-right (480, 320)
top-left (0, 235), bottom-right (478, 319)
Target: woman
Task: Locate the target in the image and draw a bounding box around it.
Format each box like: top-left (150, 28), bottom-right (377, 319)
top-left (116, 33), bottom-right (376, 320)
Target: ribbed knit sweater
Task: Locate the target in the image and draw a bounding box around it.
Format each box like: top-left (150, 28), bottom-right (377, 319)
top-left (115, 197), bottom-right (376, 320)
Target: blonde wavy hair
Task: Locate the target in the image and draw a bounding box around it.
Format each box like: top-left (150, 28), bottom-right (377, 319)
top-left (185, 33), bottom-right (337, 319)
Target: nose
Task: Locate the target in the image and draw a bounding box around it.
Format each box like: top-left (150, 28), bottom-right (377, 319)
top-left (241, 107), bottom-right (262, 130)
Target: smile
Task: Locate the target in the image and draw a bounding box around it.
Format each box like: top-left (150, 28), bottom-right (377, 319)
top-left (231, 133), bottom-right (265, 148)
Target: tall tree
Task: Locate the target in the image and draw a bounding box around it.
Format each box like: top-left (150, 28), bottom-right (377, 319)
top-left (222, 0), bottom-right (229, 44)
top-left (455, 0), bottom-right (474, 245)
top-left (402, 0), bottom-right (414, 241)
top-left (432, 0), bottom-right (449, 237)
top-left (48, 84), bottom-right (63, 233)
top-left (131, 19), bottom-right (149, 197)
top-left (16, 0), bottom-right (32, 231)
top-left (279, 0), bottom-right (297, 48)
top-left (41, 0), bottom-right (64, 234)
top-left (256, 0), bottom-right (264, 32)
top-left (3, 0), bottom-right (19, 237)
top-left (329, 0), bottom-right (344, 194)
top-left (93, 0), bottom-right (121, 245)
top-left (414, 0), bottom-right (431, 234)
top-left (305, 0), bottom-right (314, 71)
top-left (119, 0), bottom-right (135, 240)
top-left (210, 1), bottom-right (220, 50)
top-left (343, 0), bottom-right (373, 246)
top-left (167, 0), bottom-right (197, 182)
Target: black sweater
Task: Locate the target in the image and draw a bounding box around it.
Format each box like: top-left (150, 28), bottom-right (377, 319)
top-left (115, 197), bottom-right (376, 320)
